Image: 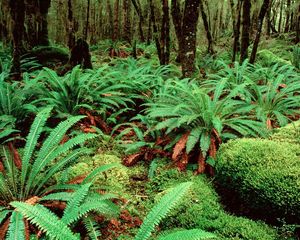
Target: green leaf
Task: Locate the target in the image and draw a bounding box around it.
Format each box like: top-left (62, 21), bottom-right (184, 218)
top-left (6, 211), bottom-right (25, 240)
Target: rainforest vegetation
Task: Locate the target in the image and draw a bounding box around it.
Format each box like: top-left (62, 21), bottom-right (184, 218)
top-left (0, 0), bottom-right (299, 239)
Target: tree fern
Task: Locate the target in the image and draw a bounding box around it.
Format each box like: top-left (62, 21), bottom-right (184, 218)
top-left (6, 211), bottom-right (25, 240)
top-left (10, 202), bottom-right (78, 240)
top-left (135, 182), bottom-right (193, 240)
top-left (157, 229), bottom-right (216, 240)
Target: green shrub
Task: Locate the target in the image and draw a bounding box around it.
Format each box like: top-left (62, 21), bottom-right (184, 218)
top-left (271, 121), bottom-right (300, 145)
top-left (146, 166), bottom-right (278, 240)
top-left (215, 138), bottom-right (300, 222)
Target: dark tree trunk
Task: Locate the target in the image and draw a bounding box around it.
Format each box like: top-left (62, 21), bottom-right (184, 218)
top-left (150, 0), bottom-right (162, 61)
top-left (37, 0), bottom-right (51, 46)
top-left (107, 0), bottom-right (114, 39)
top-left (84, 0), bottom-right (91, 41)
top-left (232, 0), bottom-right (243, 62)
top-left (296, 3), bottom-right (300, 43)
top-left (250, 0), bottom-right (270, 64)
top-left (284, 0), bottom-right (291, 32)
top-left (240, 0), bottom-right (251, 63)
top-left (131, 0), bottom-right (145, 42)
top-left (180, 0), bottom-right (201, 77)
top-left (200, 0), bottom-right (214, 54)
top-left (146, 0), bottom-right (152, 45)
top-left (9, 0), bottom-right (25, 80)
top-left (123, 0), bottom-right (131, 43)
top-left (160, 0), bottom-right (170, 65)
top-left (266, 0), bottom-right (272, 36)
top-left (171, 0), bottom-right (183, 62)
top-left (68, 0), bottom-right (75, 49)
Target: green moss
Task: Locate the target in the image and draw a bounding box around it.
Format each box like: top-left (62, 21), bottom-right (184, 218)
top-left (145, 165), bottom-right (278, 240)
top-left (271, 121), bottom-right (300, 145)
top-left (216, 138), bottom-right (300, 222)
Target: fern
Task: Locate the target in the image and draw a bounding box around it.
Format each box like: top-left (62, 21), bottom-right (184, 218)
top-left (10, 202), bottom-right (78, 240)
top-left (158, 229), bottom-right (216, 240)
top-left (135, 182), bottom-right (193, 240)
top-left (62, 183), bottom-right (92, 225)
top-left (6, 211), bottom-right (25, 240)
top-left (83, 216), bottom-right (102, 240)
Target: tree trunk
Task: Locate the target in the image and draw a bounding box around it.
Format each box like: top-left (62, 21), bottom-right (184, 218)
top-left (122, 0), bottom-right (131, 43)
top-left (150, 0), bottom-right (162, 61)
top-left (284, 0), bottom-right (291, 32)
top-left (146, 0), bottom-right (152, 45)
top-left (278, 0), bottom-right (283, 32)
top-left (84, 0), bottom-right (91, 41)
top-left (180, 0), bottom-right (201, 77)
top-left (37, 0), bottom-right (51, 46)
top-left (113, 0), bottom-right (119, 41)
top-left (232, 0), bottom-right (243, 62)
top-left (240, 0), bottom-right (251, 63)
top-left (296, 3), bottom-right (300, 43)
top-left (250, 0), bottom-right (270, 64)
top-left (9, 0), bottom-right (25, 80)
top-left (266, 0), bottom-right (272, 36)
top-left (160, 0), bottom-right (170, 65)
top-left (131, 0), bottom-right (145, 42)
top-left (107, 0), bottom-right (114, 39)
top-left (171, 0), bottom-right (183, 62)
top-left (200, 0), bottom-right (214, 54)
top-left (67, 0), bottom-right (75, 49)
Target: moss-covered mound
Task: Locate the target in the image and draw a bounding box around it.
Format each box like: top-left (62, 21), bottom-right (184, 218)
top-left (146, 166), bottom-right (278, 240)
top-left (271, 121), bottom-right (300, 145)
top-left (215, 138), bottom-right (300, 223)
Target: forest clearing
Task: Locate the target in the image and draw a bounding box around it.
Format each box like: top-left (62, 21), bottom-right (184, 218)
top-left (0, 0), bottom-right (299, 239)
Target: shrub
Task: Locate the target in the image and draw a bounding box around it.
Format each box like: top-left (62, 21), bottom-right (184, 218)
top-left (146, 165), bottom-right (278, 240)
top-left (215, 138), bottom-right (300, 222)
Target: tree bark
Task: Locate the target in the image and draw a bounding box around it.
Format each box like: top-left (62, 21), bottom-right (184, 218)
top-left (160, 0), bottom-right (170, 65)
top-left (278, 0), bottom-right (283, 32)
top-left (232, 0), bottom-right (243, 62)
top-left (284, 0), bottom-right (291, 32)
top-left (131, 0), bottom-right (145, 42)
top-left (37, 0), bottom-right (51, 46)
top-left (122, 0), bottom-right (131, 43)
top-left (240, 0), bottom-right (251, 63)
top-left (180, 0), bottom-right (201, 77)
top-left (84, 0), bottom-right (91, 41)
top-left (9, 0), bottom-right (25, 80)
top-left (200, 0), bottom-right (214, 54)
top-left (67, 0), bottom-right (75, 49)
top-left (250, 0), bottom-right (270, 64)
top-left (296, 3), bottom-right (300, 43)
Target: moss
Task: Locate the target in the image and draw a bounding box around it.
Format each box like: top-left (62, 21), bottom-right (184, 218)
top-left (271, 121), bottom-right (300, 145)
top-left (215, 138), bottom-right (300, 222)
top-left (145, 165), bottom-right (278, 240)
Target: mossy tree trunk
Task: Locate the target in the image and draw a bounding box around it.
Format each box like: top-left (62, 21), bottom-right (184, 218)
top-left (240, 0), bottom-right (251, 63)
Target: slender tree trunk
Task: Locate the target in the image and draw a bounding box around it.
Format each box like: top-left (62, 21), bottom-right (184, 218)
top-left (113, 0), bottom-right (120, 41)
top-left (296, 3), bottom-right (300, 43)
top-left (284, 0), bottom-right (291, 32)
top-left (278, 0), bottom-right (283, 32)
top-left (240, 0), bottom-right (251, 63)
top-left (200, 0), bottom-right (214, 54)
top-left (250, 0), bottom-right (270, 63)
top-left (9, 0), bottom-right (25, 80)
top-left (171, 0), bottom-right (183, 62)
top-left (107, 0), bottom-right (114, 39)
top-left (232, 0), bottom-right (243, 62)
top-left (180, 0), bottom-right (201, 77)
top-left (150, 0), bottom-right (161, 61)
top-left (122, 0), bottom-right (131, 43)
top-left (159, 0), bottom-right (170, 65)
top-left (67, 0), bottom-right (75, 49)
top-left (266, 0), bottom-right (272, 36)
top-left (131, 0), bottom-right (145, 42)
top-left (146, 0), bottom-right (152, 45)
top-left (84, 0), bottom-right (91, 41)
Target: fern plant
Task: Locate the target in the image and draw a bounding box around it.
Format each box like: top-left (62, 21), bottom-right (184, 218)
top-left (249, 77), bottom-right (300, 128)
top-left (146, 78), bottom-right (267, 173)
top-left (0, 107), bottom-right (116, 238)
top-left (292, 46), bottom-right (300, 69)
top-left (135, 182), bottom-right (215, 240)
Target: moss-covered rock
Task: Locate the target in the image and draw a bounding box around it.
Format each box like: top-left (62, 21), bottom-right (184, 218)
top-left (215, 138), bottom-right (300, 223)
top-left (146, 166), bottom-right (278, 240)
top-left (271, 121), bottom-right (300, 145)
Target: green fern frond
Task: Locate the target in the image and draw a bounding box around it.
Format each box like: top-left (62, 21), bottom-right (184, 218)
top-left (62, 183), bottom-right (91, 225)
top-left (135, 182), bottom-right (193, 240)
top-left (83, 216), bottom-right (102, 240)
top-left (6, 211), bottom-right (25, 240)
top-left (10, 202), bottom-right (78, 240)
top-left (0, 209), bottom-right (11, 224)
top-left (158, 229), bottom-right (216, 240)
top-left (82, 163), bottom-right (120, 184)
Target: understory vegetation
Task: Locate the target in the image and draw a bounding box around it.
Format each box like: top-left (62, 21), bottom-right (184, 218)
top-left (1, 0), bottom-right (300, 239)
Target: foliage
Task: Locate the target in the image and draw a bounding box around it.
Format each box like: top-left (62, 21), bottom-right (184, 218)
top-left (292, 46), bottom-right (300, 69)
top-left (135, 182), bottom-right (215, 240)
top-left (145, 78), bottom-right (266, 172)
top-left (145, 164), bottom-right (278, 240)
top-left (0, 108), bottom-right (121, 238)
top-left (271, 120), bottom-right (300, 145)
top-left (215, 138), bottom-right (300, 222)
